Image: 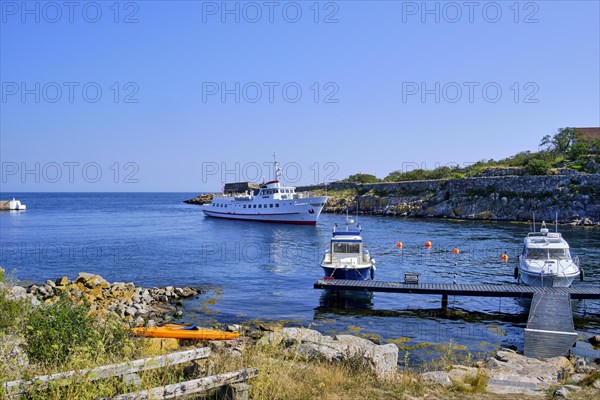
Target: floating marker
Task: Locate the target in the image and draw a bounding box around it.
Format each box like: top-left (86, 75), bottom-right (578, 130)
top-left (453, 248), bottom-right (460, 254)
top-left (501, 253), bottom-right (509, 262)
top-left (396, 242), bottom-right (403, 249)
top-left (425, 241), bottom-right (432, 248)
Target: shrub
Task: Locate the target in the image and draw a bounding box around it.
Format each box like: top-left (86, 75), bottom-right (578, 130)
top-left (25, 298), bottom-right (98, 365)
top-left (525, 159), bottom-right (551, 175)
top-left (343, 173), bottom-right (380, 184)
top-left (0, 295), bottom-right (26, 334)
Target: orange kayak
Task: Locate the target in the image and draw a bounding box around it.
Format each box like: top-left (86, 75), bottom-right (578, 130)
top-left (131, 324), bottom-right (240, 340)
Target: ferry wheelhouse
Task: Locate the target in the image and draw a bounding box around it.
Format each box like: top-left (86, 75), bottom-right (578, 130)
top-left (517, 222), bottom-right (581, 287)
top-left (202, 157), bottom-right (327, 225)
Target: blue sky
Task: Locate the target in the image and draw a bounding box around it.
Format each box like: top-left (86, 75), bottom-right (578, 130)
top-left (1, 0), bottom-right (599, 192)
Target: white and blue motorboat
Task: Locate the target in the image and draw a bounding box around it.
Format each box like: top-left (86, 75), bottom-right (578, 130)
top-left (320, 217), bottom-right (375, 280)
top-left (517, 221), bottom-right (581, 287)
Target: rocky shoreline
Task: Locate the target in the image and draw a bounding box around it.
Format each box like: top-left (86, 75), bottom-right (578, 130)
top-left (4, 272), bottom-right (200, 327)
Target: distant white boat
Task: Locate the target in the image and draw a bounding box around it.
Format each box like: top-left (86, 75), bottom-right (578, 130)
top-left (202, 155), bottom-right (327, 225)
top-left (517, 221), bottom-right (581, 287)
top-left (8, 198), bottom-right (26, 211)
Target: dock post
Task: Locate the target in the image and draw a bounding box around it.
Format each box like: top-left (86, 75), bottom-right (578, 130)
top-left (441, 294), bottom-right (448, 309)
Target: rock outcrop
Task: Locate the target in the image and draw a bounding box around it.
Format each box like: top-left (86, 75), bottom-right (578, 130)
top-left (420, 348), bottom-right (584, 396)
top-left (297, 173), bottom-right (600, 224)
top-left (25, 273), bottom-right (201, 326)
top-left (184, 193), bottom-right (214, 205)
top-left (258, 327), bottom-right (398, 379)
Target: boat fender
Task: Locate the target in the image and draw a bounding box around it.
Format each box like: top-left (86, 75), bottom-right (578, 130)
top-left (370, 267), bottom-right (374, 280)
top-left (580, 269), bottom-right (585, 282)
top-left (513, 267), bottom-right (519, 280)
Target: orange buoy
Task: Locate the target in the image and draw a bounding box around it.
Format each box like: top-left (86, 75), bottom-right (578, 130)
top-left (425, 241), bottom-right (432, 248)
top-left (452, 248), bottom-right (460, 254)
top-left (396, 242), bottom-right (403, 249)
top-left (501, 253), bottom-right (509, 262)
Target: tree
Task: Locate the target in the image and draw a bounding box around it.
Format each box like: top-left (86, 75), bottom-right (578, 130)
top-left (539, 127), bottom-right (577, 154)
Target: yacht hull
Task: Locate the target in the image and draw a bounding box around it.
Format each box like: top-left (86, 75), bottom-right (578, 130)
top-left (321, 265), bottom-right (374, 280)
top-left (518, 268), bottom-right (579, 287)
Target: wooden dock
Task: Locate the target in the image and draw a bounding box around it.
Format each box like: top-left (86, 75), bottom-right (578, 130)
top-left (314, 279), bottom-right (600, 358)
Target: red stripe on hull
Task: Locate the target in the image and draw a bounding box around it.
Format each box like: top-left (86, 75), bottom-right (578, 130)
top-left (204, 214), bottom-right (316, 225)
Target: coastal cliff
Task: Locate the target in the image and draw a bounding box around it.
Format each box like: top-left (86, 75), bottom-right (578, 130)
top-left (297, 173), bottom-right (600, 225)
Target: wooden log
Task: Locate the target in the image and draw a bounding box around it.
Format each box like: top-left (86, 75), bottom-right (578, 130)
top-left (104, 368), bottom-right (259, 400)
top-left (3, 347), bottom-right (211, 396)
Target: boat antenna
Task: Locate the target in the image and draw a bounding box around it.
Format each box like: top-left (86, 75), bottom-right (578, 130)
top-left (532, 213), bottom-right (536, 232)
top-left (555, 211), bottom-right (558, 232)
top-left (272, 152), bottom-right (282, 183)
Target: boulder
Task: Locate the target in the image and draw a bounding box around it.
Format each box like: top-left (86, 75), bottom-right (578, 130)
top-left (258, 328), bottom-right (398, 380)
top-left (421, 371), bottom-right (451, 387)
top-left (55, 276), bottom-right (69, 286)
top-left (484, 348), bottom-right (574, 396)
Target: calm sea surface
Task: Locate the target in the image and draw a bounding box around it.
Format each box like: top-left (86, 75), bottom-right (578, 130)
top-left (2, 192), bottom-right (599, 364)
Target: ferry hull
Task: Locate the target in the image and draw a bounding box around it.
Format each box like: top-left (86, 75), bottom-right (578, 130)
top-left (203, 209), bottom-right (321, 225)
top-left (203, 211), bottom-right (317, 225)
top-left (202, 195), bottom-right (327, 225)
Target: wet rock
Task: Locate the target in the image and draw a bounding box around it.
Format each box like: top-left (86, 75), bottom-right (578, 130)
top-left (588, 335), bottom-right (600, 347)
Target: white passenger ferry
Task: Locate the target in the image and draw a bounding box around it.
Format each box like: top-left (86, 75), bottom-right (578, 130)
top-left (202, 156), bottom-right (328, 225)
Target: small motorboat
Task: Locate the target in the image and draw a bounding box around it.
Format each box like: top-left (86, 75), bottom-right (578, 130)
top-left (131, 324), bottom-right (240, 340)
top-left (517, 221), bottom-right (581, 287)
top-left (320, 216), bottom-right (375, 280)
top-left (8, 198), bottom-right (26, 210)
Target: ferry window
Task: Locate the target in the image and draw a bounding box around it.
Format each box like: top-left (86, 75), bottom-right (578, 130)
top-left (243, 205), bottom-right (246, 208)
top-left (269, 204), bottom-right (273, 208)
top-left (258, 204), bottom-right (262, 208)
top-left (276, 204), bottom-right (279, 207)
top-left (253, 205), bottom-right (257, 208)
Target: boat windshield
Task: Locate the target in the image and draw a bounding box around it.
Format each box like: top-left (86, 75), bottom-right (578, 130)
top-left (333, 242), bottom-right (360, 254)
top-left (527, 248), bottom-right (546, 259)
top-left (527, 248), bottom-right (571, 259)
top-left (548, 248), bottom-right (570, 259)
